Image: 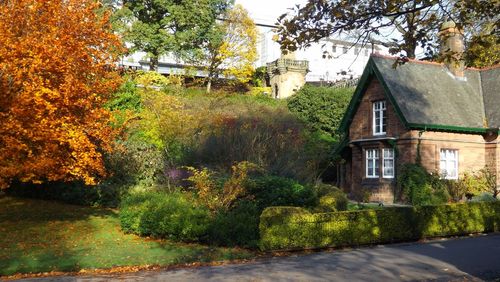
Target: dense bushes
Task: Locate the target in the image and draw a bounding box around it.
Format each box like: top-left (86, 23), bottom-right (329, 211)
top-left (247, 176), bottom-right (317, 209)
top-left (260, 201), bottom-right (500, 250)
top-left (118, 174), bottom-right (347, 247)
top-left (287, 85), bottom-right (353, 140)
top-left (120, 191), bottom-right (211, 241)
top-left (207, 201), bottom-right (261, 247)
top-left (397, 163), bottom-right (498, 205)
top-left (397, 164), bottom-right (450, 205)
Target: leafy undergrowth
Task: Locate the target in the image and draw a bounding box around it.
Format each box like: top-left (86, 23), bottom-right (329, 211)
top-left (0, 196), bottom-right (254, 276)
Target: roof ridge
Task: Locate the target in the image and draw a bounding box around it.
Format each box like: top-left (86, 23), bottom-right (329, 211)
top-left (371, 53), bottom-right (500, 71)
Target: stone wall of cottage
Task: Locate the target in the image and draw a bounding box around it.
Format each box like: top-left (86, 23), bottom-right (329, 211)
top-left (398, 131), bottom-right (489, 173)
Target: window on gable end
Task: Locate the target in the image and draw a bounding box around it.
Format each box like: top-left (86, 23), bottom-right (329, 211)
top-left (440, 149), bottom-right (458, 179)
top-left (373, 100), bottom-right (387, 135)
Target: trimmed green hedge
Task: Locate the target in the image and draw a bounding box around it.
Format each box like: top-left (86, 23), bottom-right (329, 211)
top-left (260, 201), bottom-right (500, 250)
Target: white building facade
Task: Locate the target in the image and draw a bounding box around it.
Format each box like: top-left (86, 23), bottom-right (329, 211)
top-left (257, 27), bottom-right (388, 82)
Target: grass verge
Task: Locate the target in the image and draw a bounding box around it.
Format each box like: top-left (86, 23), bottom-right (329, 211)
top-left (0, 196), bottom-right (254, 276)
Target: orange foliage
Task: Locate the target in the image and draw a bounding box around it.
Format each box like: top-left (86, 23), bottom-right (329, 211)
top-left (0, 0), bottom-right (123, 188)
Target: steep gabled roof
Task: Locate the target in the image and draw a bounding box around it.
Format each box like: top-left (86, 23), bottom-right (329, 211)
top-left (340, 55), bottom-right (500, 134)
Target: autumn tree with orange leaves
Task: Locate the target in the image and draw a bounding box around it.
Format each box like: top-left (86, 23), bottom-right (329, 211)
top-left (0, 0), bottom-right (123, 188)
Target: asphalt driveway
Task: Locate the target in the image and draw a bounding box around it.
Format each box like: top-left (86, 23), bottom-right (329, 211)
top-left (13, 234), bottom-right (500, 281)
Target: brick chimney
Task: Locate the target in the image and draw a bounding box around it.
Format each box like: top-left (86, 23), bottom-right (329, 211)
top-left (439, 21), bottom-right (465, 77)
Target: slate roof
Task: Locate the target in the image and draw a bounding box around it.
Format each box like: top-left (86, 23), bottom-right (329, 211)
top-left (340, 54), bottom-right (500, 134)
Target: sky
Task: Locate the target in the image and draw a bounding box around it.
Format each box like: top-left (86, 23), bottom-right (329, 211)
top-left (234, 0), bottom-right (307, 26)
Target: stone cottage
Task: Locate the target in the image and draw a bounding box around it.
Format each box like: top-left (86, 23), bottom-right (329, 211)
top-left (337, 22), bottom-right (500, 203)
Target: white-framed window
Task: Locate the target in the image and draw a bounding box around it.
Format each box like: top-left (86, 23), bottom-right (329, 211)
top-left (440, 149), bottom-right (458, 179)
top-left (373, 100), bottom-right (387, 135)
top-left (366, 149), bottom-right (380, 178)
top-left (382, 148), bottom-right (395, 178)
top-left (332, 45), bottom-right (337, 53)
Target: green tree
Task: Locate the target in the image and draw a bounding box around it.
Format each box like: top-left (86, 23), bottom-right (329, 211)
top-left (194, 4), bottom-right (258, 93)
top-left (277, 0), bottom-right (499, 66)
top-left (287, 85), bottom-right (354, 141)
top-left (117, 0), bottom-right (231, 71)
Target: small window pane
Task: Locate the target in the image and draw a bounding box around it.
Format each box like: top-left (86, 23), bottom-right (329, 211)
top-left (382, 148), bottom-right (395, 178)
top-left (366, 149), bottom-right (379, 178)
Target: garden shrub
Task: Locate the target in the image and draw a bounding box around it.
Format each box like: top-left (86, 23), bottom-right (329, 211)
top-left (397, 163), bottom-right (450, 205)
top-left (247, 87), bottom-right (271, 96)
top-left (471, 192), bottom-right (497, 202)
top-left (186, 161), bottom-right (260, 213)
top-left (448, 168), bottom-right (498, 201)
top-left (120, 191), bottom-right (211, 241)
top-left (247, 175), bottom-right (317, 209)
top-left (312, 183), bottom-right (348, 212)
top-left (207, 200), bottom-right (261, 247)
top-left (260, 201), bottom-right (500, 250)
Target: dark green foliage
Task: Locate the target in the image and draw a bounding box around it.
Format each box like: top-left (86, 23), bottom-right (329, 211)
top-left (207, 201), bottom-right (261, 247)
top-left (260, 201), bottom-right (500, 250)
top-left (247, 175), bottom-right (317, 209)
top-left (106, 79), bottom-right (142, 112)
top-left (397, 163), bottom-right (450, 205)
top-left (312, 183), bottom-right (348, 212)
top-left (287, 85), bottom-right (353, 140)
top-left (6, 181), bottom-right (124, 208)
top-left (120, 191), bottom-right (211, 241)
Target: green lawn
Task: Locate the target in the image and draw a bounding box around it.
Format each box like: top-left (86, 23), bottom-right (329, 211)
top-left (0, 196), bottom-right (254, 276)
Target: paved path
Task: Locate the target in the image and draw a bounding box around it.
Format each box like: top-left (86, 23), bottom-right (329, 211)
top-left (14, 234), bottom-right (500, 281)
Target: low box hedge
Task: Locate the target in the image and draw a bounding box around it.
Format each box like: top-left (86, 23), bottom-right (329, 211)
top-left (259, 201), bottom-right (500, 251)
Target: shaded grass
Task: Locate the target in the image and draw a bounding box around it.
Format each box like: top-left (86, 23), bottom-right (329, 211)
top-left (0, 196), bottom-right (254, 276)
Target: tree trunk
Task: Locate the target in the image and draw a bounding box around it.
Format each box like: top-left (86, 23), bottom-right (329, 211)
top-left (149, 56), bottom-right (159, 71)
top-left (206, 76), bottom-right (213, 93)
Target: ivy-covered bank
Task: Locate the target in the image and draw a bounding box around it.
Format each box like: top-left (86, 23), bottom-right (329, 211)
top-left (259, 201), bottom-right (500, 251)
